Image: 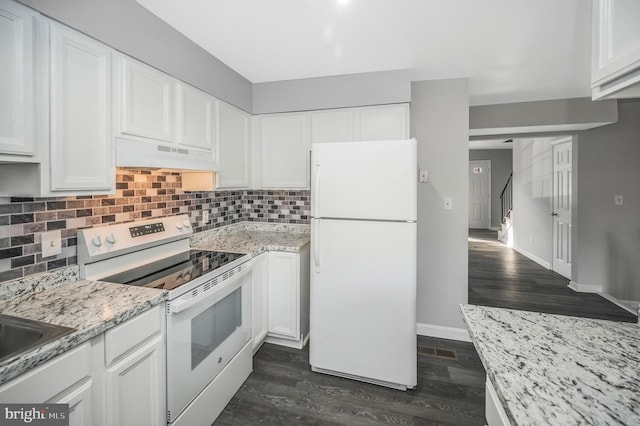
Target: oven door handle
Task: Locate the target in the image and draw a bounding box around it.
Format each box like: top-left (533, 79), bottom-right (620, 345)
top-left (168, 266), bottom-right (252, 315)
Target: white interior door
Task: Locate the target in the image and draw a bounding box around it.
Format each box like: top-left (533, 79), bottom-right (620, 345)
top-left (552, 139), bottom-right (572, 279)
top-left (469, 160), bottom-right (491, 229)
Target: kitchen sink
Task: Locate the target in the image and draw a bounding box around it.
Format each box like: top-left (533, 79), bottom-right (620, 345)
top-left (0, 313), bottom-right (75, 365)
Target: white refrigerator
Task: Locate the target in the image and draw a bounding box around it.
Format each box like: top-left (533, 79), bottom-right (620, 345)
top-left (309, 139), bottom-right (417, 390)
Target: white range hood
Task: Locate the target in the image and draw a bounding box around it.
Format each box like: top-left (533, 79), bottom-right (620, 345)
top-left (115, 137), bottom-right (216, 171)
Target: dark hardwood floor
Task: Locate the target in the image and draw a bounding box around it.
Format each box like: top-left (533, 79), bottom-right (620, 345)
top-left (215, 229), bottom-right (636, 425)
top-left (468, 228), bottom-right (637, 322)
top-left (215, 337), bottom-right (486, 425)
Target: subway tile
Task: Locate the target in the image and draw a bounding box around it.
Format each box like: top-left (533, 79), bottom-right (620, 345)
top-left (47, 201), bottom-right (67, 210)
top-left (47, 220), bottom-right (66, 230)
top-left (11, 235), bottom-right (34, 246)
top-left (0, 269), bottom-right (23, 282)
top-left (10, 213), bottom-right (34, 224)
top-left (23, 262), bottom-right (46, 276)
top-left (35, 211), bottom-right (57, 222)
top-left (0, 204), bottom-right (23, 215)
top-left (0, 247), bottom-right (22, 260)
top-left (23, 222), bottom-right (45, 233)
top-left (11, 255), bottom-right (34, 268)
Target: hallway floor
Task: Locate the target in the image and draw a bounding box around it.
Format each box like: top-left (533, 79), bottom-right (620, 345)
top-left (468, 228), bottom-right (637, 322)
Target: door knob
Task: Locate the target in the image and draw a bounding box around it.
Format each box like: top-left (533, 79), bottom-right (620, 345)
top-left (551, 212), bottom-right (558, 216)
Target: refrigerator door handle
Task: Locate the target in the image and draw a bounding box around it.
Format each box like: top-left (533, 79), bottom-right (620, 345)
top-left (313, 219), bottom-right (320, 273)
top-left (314, 162), bottom-right (321, 217)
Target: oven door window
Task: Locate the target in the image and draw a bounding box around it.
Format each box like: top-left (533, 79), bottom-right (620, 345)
top-left (191, 287), bottom-right (242, 370)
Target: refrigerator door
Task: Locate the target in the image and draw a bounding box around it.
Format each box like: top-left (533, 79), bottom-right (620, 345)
top-left (312, 139), bottom-right (417, 221)
top-left (310, 218), bottom-right (417, 388)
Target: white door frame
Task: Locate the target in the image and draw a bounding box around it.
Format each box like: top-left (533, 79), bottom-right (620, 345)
top-left (469, 160), bottom-right (491, 229)
top-left (551, 137), bottom-right (573, 279)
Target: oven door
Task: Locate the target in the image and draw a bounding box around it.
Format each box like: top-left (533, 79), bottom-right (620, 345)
top-left (166, 265), bottom-right (252, 422)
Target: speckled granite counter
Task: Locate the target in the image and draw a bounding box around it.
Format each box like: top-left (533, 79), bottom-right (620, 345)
top-left (0, 271), bottom-right (167, 385)
top-left (460, 304), bottom-right (640, 426)
top-left (191, 221), bottom-right (310, 255)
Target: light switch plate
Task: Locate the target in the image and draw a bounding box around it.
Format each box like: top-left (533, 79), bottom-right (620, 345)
top-left (202, 210), bottom-right (209, 224)
top-left (419, 169), bottom-right (429, 183)
top-left (444, 197), bottom-right (452, 210)
top-left (41, 230), bottom-right (62, 257)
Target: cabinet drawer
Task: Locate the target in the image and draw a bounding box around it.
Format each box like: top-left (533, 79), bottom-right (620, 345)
top-left (105, 305), bottom-right (163, 365)
top-left (0, 342), bottom-right (91, 403)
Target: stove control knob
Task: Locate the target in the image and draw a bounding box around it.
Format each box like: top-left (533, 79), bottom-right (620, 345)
top-left (183, 219), bottom-right (191, 228)
top-left (175, 221), bottom-right (184, 230)
top-left (106, 233), bottom-right (117, 244)
top-left (92, 236), bottom-right (102, 247)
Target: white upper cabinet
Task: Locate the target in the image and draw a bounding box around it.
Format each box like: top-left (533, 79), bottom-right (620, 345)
top-left (258, 113), bottom-right (309, 189)
top-left (592, 0), bottom-right (640, 99)
top-left (358, 104), bottom-right (409, 141)
top-left (175, 82), bottom-right (216, 151)
top-left (49, 22), bottom-right (114, 192)
top-left (310, 109), bottom-right (355, 143)
top-left (216, 101), bottom-right (250, 188)
top-left (0, 0), bottom-right (36, 157)
top-left (119, 56), bottom-right (174, 142)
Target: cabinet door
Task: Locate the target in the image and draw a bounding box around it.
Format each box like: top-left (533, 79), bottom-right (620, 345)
top-left (52, 380), bottom-right (93, 426)
top-left (251, 253), bottom-right (269, 351)
top-left (105, 335), bottom-right (165, 426)
top-left (175, 82), bottom-right (215, 151)
top-left (0, 0), bottom-right (35, 156)
top-left (267, 251), bottom-right (299, 339)
top-left (120, 57), bottom-right (173, 142)
top-left (259, 113), bottom-right (308, 188)
top-left (49, 23), bottom-right (114, 191)
top-left (358, 104), bottom-right (409, 141)
top-left (217, 101), bottom-right (250, 188)
top-left (310, 109), bottom-right (355, 143)
top-left (592, 0), bottom-right (640, 85)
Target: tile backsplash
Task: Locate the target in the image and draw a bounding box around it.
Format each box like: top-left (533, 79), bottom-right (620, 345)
top-left (0, 168), bottom-right (310, 284)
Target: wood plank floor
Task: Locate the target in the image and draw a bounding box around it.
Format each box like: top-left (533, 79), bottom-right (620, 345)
top-left (215, 336), bottom-right (486, 425)
top-left (468, 229), bottom-right (637, 322)
top-left (215, 229), bottom-right (636, 425)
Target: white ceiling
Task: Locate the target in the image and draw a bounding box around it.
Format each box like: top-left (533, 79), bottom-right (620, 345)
top-left (469, 139), bottom-right (513, 150)
top-left (136, 0), bottom-right (593, 106)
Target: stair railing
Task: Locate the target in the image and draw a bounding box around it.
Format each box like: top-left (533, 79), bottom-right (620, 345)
top-left (500, 172), bottom-right (513, 223)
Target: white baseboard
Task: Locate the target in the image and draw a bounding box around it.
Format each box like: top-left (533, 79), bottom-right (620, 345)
top-left (568, 281), bottom-right (602, 293)
top-left (513, 246), bottom-right (551, 269)
top-left (598, 293), bottom-right (639, 316)
top-left (417, 323), bottom-right (471, 342)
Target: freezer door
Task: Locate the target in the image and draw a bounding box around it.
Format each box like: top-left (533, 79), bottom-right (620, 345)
top-left (310, 219), bottom-right (417, 388)
top-left (311, 139), bottom-right (417, 221)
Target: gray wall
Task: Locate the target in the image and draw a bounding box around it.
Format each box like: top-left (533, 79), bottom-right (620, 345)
top-left (512, 137), bottom-right (555, 266)
top-left (574, 101), bottom-right (640, 303)
top-left (411, 79), bottom-right (469, 331)
top-left (253, 69), bottom-right (411, 114)
top-left (469, 149), bottom-right (513, 228)
top-left (470, 97), bottom-right (618, 137)
top-left (19, 0), bottom-right (253, 112)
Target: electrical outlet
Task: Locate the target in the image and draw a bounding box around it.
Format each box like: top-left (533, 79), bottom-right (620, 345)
top-left (614, 195), bottom-right (623, 206)
top-left (202, 210), bottom-right (209, 224)
top-left (444, 197), bottom-right (452, 210)
top-left (41, 230), bottom-right (62, 257)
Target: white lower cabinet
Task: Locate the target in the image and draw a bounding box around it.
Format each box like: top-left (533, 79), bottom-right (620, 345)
top-left (251, 252), bottom-right (269, 352)
top-left (0, 304), bottom-right (166, 426)
top-left (265, 246), bottom-right (310, 349)
top-left (104, 335), bottom-right (165, 426)
top-left (53, 380), bottom-right (94, 426)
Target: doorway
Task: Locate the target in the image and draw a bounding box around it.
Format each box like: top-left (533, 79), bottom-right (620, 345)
top-left (551, 138), bottom-right (572, 279)
top-left (468, 160), bottom-right (491, 229)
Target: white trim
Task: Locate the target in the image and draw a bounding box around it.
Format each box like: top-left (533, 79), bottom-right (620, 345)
top-left (598, 293), bottom-right (639, 316)
top-left (417, 323), bottom-right (471, 342)
top-left (567, 281), bottom-right (602, 293)
top-left (469, 122), bottom-right (615, 137)
top-left (512, 246), bottom-right (551, 269)
top-left (489, 226), bottom-right (500, 231)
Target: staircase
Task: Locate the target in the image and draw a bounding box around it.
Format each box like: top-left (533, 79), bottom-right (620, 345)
top-left (497, 210), bottom-right (512, 244)
top-left (497, 172), bottom-right (513, 244)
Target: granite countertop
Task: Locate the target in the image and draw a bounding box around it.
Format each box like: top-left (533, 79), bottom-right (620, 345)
top-left (0, 267), bottom-right (167, 385)
top-left (191, 221), bottom-right (310, 255)
top-left (460, 304), bottom-right (640, 426)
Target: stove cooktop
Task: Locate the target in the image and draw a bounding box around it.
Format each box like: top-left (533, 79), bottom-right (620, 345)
top-left (102, 250), bottom-right (249, 292)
